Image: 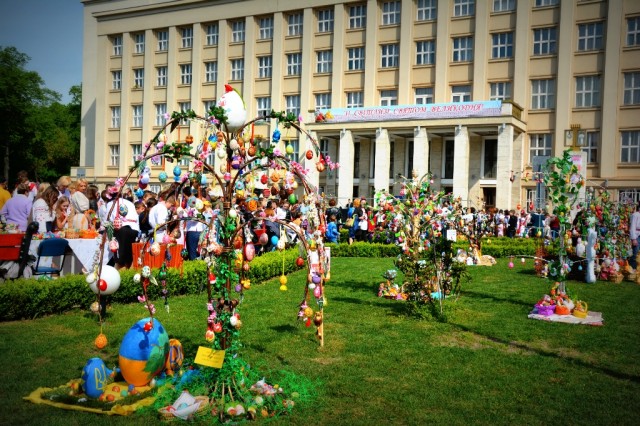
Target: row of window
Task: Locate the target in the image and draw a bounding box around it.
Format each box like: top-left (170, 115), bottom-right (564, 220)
top-left (106, 129), bottom-right (640, 169)
top-left (113, 69), bottom-right (640, 111)
top-left (112, 4), bottom-right (639, 56)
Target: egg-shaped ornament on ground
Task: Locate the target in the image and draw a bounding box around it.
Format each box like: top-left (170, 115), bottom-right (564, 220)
top-left (118, 318), bottom-right (170, 386)
top-left (217, 84), bottom-right (247, 132)
top-left (87, 265), bottom-right (121, 295)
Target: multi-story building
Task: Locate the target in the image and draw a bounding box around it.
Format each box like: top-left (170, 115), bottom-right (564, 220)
top-left (77, 0), bottom-right (640, 209)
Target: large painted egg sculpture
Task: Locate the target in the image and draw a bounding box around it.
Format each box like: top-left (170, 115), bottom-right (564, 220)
top-left (81, 357), bottom-right (115, 398)
top-left (216, 84), bottom-right (247, 132)
top-left (118, 318), bottom-right (170, 386)
top-left (87, 265), bottom-right (121, 295)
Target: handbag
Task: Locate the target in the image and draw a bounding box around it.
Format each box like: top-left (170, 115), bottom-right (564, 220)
top-left (345, 215), bottom-right (355, 228)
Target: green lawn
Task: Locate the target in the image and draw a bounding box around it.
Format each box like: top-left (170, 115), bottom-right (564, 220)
top-left (1, 257), bottom-right (639, 425)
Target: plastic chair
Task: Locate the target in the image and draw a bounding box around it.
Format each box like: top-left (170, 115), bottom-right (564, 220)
top-left (33, 238), bottom-right (70, 277)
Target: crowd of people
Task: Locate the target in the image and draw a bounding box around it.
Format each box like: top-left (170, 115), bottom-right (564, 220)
top-left (1, 170), bottom-right (639, 273)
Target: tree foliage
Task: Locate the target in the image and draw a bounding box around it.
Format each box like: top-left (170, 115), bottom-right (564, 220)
top-left (0, 46), bottom-right (80, 185)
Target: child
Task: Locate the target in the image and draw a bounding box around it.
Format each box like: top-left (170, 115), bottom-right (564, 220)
top-left (325, 214), bottom-right (339, 244)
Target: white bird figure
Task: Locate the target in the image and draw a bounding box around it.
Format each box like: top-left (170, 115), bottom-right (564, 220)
top-left (217, 84), bottom-right (247, 132)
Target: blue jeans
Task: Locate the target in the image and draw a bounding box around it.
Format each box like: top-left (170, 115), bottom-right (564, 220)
top-left (186, 231), bottom-right (201, 260)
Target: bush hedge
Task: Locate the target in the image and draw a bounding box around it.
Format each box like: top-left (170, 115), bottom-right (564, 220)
top-left (0, 237), bottom-right (551, 321)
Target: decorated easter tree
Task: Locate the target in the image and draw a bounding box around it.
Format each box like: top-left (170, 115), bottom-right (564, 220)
top-left (88, 85), bottom-right (333, 421)
top-left (376, 172), bottom-right (469, 317)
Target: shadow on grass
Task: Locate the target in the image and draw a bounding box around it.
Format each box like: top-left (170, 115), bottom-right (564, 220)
top-left (331, 295), bottom-right (407, 315)
top-left (450, 321), bottom-right (640, 384)
top-left (335, 279), bottom-right (380, 294)
top-left (462, 290), bottom-right (533, 308)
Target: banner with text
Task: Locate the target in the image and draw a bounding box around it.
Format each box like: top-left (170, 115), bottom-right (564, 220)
top-left (316, 101), bottom-right (502, 123)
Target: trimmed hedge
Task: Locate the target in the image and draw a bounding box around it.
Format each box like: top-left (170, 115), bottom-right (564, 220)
top-left (0, 237), bottom-right (551, 321)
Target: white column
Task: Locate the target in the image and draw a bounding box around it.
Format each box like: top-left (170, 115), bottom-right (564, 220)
top-left (496, 124), bottom-right (514, 209)
top-left (304, 131), bottom-right (320, 190)
top-left (363, 0), bottom-right (379, 106)
top-left (554, 0), bottom-right (575, 157)
top-left (398, 0), bottom-right (413, 104)
top-left (337, 130), bottom-right (354, 206)
top-left (412, 127), bottom-right (429, 179)
top-left (453, 126), bottom-right (470, 204)
top-left (374, 129), bottom-right (391, 195)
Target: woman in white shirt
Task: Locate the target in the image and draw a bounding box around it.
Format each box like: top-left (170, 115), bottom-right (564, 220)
top-left (105, 194), bottom-right (140, 269)
top-left (31, 185), bottom-right (60, 233)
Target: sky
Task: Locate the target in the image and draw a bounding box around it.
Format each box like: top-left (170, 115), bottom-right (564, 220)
top-left (0, 0), bottom-right (84, 103)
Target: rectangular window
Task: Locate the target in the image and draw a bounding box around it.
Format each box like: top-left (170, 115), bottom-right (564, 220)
top-left (578, 22), bottom-right (604, 51)
top-left (320, 139), bottom-right (330, 158)
top-left (206, 24), bottom-right (218, 46)
top-left (110, 106), bottom-right (121, 128)
top-left (203, 100), bottom-right (215, 116)
top-left (205, 61), bottom-right (218, 83)
top-left (131, 144), bottom-right (142, 165)
top-left (288, 13), bottom-right (303, 36)
top-left (155, 103), bottom-right (167, 127)
top-left (535, 0), bottom-right (558, 6)
top-left (627, 17), bottom-right (640, 46)
top-left (490, 81), bottom-right (512, 100)
top-left (380, 90), bottom-right (398, 106)
top-left (316, 50), bottom-right (333, 73)
top-left (134, 33), bottom-right (145, 54)
top-left (315, 93), bottom-right (332, 110)
top-left (181, 27), bottom-right (193, 48)
top-left (112, 70), bottom-right (121, 90)
top-left (533, 27), bottom-right (557, 55)
top-left (180, 64), bottom-right (192, 85)
top-left (231, 20), bottom-right (245, 42)
top-left (156, 66), bottom-right (167, 87)
top-left (417, 0), bottom-right (437, 21)
top-left (381, 43), bottom-right (399, 68)
top-left (575, 75), bottom-right (600, 108)
top-left (444, 139), bottom-right (454, 179)
top-left (349, 4), bottom-right (367, 29)
top-left (623, 72), bottom-right (640, 105)
top-left (178, 102), bottom-right (191, 125)
top-left (621, 131), bottom-right (640, 163)
top-left (157, 30), bottom-right (168, 51)
top-left (346, 91), bottom-right (364, 108)
top-left (493, 0), bottom-right (515, 12)
top-left (454, 0), bottom-right (475, 17)
top-left (415, 87), bottom-right (434, 104)
top-left (483, 139), bottom-right (498, 179)
top-left (382, 1), bottom-right (401, 25)
top-left (133, 68), bottom-right (144, 88)
top-left (347, 47), bottom-right (365, 70)
top-left (259, 17), bottom-right (274, 39)
top-left (416, 40), bottom-right (435, 65)
top-left (453, 36), bottom-right (473, 62)
top-left (582, 131), bottom-right (599, 164)
top-left (491, 32), bottom-right (513, 58)
top-left (619, 189), bottom-right (640, 204)
top-left (531, 79), bottom-right (555, 109)
top-left (452, 85), bottom-right (472, 102)
top-left (112, 35), bottom-right (122, 56)
top-left (109, 145), bottom-right (120, 167)
top-left (286, 139), bottom-right (299, 162)
top-left (287, 53), bottom-right (302, 76)
top-left (530, 134), bottom-right (552, 159)
top-left (258, 56), bottom-right (273, 78)
top-left (285, 95), bottom-right (301, 116)
top-left (132, 105), bottom-right (143, 128)
top-left (231, 59), bottom-right (244, 81)
top-left (318, 9), bottom-right (334, 33)
top-left (256, 97), bottom-right (271, 118)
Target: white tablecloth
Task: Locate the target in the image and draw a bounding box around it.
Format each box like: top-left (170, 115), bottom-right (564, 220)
top-left (29, 238), bottom-right (109, 275)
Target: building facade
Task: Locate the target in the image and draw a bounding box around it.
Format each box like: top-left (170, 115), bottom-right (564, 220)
top-left (77, 0), bottom-right (640, 209)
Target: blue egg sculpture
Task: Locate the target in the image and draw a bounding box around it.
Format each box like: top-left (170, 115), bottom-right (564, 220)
top-left (81, 357), bottom-right (115, 398)
top-left (173, 166), bottom-right (182, 177)
top-left (158, 171), bottom-right (168, 183)
top-left (118, 318), bottom-right (169, 386)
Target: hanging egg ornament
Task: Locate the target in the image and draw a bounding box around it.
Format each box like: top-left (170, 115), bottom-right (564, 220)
top-left (244, 243), bottom-right (256, 261)
top-left (288, 194), bottom-right (298, 205)
top-left (521, 257), bottom-right (525, 264)
top-left (140, 174), bottom-right (150, 185)
top-left (185, 135), bottom-right (194, 144)
top-left (230, 138), bottom-right (240, 151)
top-left (259, 233), bottom-right (269, 245)
top-left (248, 145), bottom-right (257, 157)
top-left (216, 84), bottom-right (247, 132)
top-left (508, 261), bottom-right (514, 269)
top-left (277, 239), bottom-right (286, 251)
top-left (217, 148), bottom-right (226, 159)
top-left (95, 333), bottom-right (108, 349)
top-left (313, 285), bottom-right (322, 298)
top-left (224, 172), bottom-right (232, 182)
top-left (306, 150), bottom-right (314, 160)
top-left (296, 257), bottom-right (305, 267)
top-left (316, 162), bottom-right (325, 172)
top-left (150, 242), bottom-right (162, 256)
top-left (173, 165), bottom-right (182, 177)
top-left (88, 265), bottom-right (121, 295)
top-left (158, 171), bottom-right (168, 182)
top-left (279, 275), bottom-right (288, 286)
top-left (313, 312), bottom-right (323, 327)
top-left (286, 144), bottom-right (294, 155)
top-left (260, 174), bottom-right (268, 185)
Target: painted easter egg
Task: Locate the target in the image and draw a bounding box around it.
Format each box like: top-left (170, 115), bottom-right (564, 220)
top-left (244, 243), bottom-right (256, 261)
top-left (118, 318), bottom-right (169, 386)
top-left (81, 357), bottom-right (114, 399)
top-left (158, 171), bottom-right (168, 182)
top-left (216, 84), bottom-right (247, 132)
top-left (88, 265), bottom-right (121, 295)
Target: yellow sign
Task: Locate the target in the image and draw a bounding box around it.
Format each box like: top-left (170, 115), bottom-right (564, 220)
top-left (194, 347), bottom-right (225, 368)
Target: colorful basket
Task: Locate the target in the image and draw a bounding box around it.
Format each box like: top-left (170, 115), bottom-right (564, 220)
top-left (573, 301), bottom-right (588, 319)
top-left (535, 304), bottom-right (555, 316)
top-left (555, 305), bottom-right (570, 315)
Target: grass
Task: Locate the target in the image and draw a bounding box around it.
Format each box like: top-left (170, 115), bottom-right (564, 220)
top-left (1, 257), bottom-right (639, 425)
